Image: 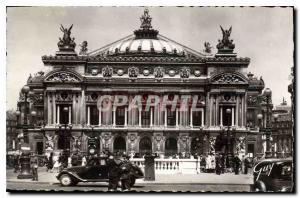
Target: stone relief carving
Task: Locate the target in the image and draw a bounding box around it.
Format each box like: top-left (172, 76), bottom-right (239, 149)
top-left (72, 136), bottom-right (82, 151)
top-left (236, 136), bottom-right (246, 154)
top-left (180, 67), bottom-right (190, 78)
top-left (79, 41), bottom-right (88, 55)
top-left (128, 67), bottom-right (139, 78)
top-left (45, 134), bottom-right (55, 150)
top-left (213, 73), bottom-right (245, 84)
top-left (247, 95), bottom-right (258, 105)
top-left (154, 67), bottom-right (164, 79)
top-left (56, 92), bottom-right (73, 102)
top-left (46, 72), bottom-right (81, 83)
top-left (102, 66), bottom-right (113, 78)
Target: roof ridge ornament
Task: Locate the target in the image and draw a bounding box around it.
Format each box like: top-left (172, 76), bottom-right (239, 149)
top-left (216, 26), bottom-right (236, 57)
top-left (140, 8), bottom-right (152, 30)
top-left (134, 8), bottom-right (158, 39)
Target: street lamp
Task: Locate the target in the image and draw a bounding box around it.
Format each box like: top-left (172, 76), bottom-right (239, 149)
top-left (17, 85), bottom-right (34, 179)
top-left (257, 88), bottom-right (273, 159)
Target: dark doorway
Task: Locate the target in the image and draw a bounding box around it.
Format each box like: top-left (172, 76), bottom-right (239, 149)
top-left (165, 137), bottom-right (177, 156)
top-left (36, 142), bottom-right (43, 155)
top-left (139, 137), bottom-right (152, 155)
top-left (222, 106), bottom-right (232, 126)
top-left (57, 134), bottom-right (71, 150)
top-left (113, 136), bottom-right (126, 153)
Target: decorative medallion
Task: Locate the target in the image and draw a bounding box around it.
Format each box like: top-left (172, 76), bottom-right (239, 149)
top-left (168, 70), bottom-right (176, 77)
top-left (91, 68), bottom-right (98, 76)
top-left (154, 67), bottom-right (164, 79)
top-left (102, 66), bottom-right (113, 78)
top-left (194, 70), bottom-right (201, 77)
top-left (128, 67), bottom-right (139, 78)
top-left (117, 69), bottom-right (124, 76)
top-left (143, 69), bottom-right (150, 76)
top-left (180, 67), bottom-right (190, 78)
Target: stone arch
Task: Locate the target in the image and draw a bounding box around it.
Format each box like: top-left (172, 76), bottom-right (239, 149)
top-left (113, 136), bottom-right (127, 154)
top-left (165, 137), bottom-right (178, 156)
top-left (210, 72), bottom-right (248, 85)
top-left (44, 68), bottom-right (83, 83)
top-left (139, 136), bottom-right (152, 155)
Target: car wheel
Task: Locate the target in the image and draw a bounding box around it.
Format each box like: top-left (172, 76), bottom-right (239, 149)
top-left (60, 174), bottom-right (74, 186)
top-left (254, 181), bottom-right (266, 192)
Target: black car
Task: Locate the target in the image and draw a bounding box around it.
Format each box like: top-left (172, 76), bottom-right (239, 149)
top-left (252, 158), bottom-right (293, 192)
top-left (56, 157), bottom-right (144, 186)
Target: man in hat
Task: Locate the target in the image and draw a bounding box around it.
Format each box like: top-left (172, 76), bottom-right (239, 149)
top-left (107, 155), bottom-right (121, 191)
top-left (31, 153), bottom-right (39, 181)
top-left (120, 154), bottom-right (132, 191)
top-left (232, 154), bottom-right (242, 175)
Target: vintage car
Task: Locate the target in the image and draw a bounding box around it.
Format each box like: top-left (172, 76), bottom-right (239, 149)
top-left (56, 157), bottom-right (144, 186)
top-left (253, 158), bottom-right (293, 192)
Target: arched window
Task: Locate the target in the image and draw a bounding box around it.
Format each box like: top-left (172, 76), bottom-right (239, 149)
top-left (165, 137), bottom-right (177, 156)
top-left (113, 136), bottom-right (126, 153)
top-left (139, 137), bottom-right (152, 155)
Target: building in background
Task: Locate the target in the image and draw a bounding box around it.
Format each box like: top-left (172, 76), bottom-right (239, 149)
top-left (6, 110), bottom-right (18, 153)
top-left (15, 9), bottom-right (273, 159)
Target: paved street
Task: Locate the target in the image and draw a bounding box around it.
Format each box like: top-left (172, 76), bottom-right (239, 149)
top-left (6, 167), bottom-right (253, 192)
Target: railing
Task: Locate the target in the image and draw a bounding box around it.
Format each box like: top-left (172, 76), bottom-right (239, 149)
top-left (130, 158), bottom-right (200, 174)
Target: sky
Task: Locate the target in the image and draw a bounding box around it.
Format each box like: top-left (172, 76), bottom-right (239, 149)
top-left (6, 6), bottom-right (294, 110)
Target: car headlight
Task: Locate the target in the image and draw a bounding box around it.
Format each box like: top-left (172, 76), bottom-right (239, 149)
top-left (281, 187), bottom-right (288, 192)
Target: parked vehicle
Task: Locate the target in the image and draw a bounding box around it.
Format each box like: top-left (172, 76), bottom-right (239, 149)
top-left (252, 158), bottom-right (293, 192)
top-left (57, 157), bottom-right (144, 187)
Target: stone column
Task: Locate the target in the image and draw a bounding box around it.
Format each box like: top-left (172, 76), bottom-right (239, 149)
top-left (80, 90), bottom-right (86, 125)
top-left (164, 109), bottom-right (167, 127)
top-left (52, 94), bottom-right (56, 125)
top-left (150, 108), bottom-right (153, 127)
top-left (220, 106), bottom-right (223, 126)
top-left (124, 107), bottom-right (127, 127)
top-left (72, 94), bottom-right (76, 125)
top-left (113, 107), bottom-right (116, 127)
top-left (47, 93), bottom-right (52, 125)
top-left (201, 109), bottom-right (204, 127)
top-left (241, 95), bottom-right (245, 127)
top-left (209, 95), bottom-right (213, 127)
top-left (139, 107), bottom-right (142, 127)
top-left (176, 108), bottom-right (179, 128)
top-left (98, 106), bottom-right (102, 126)
top-left (236, 96), bottom-right (239, 127)
top-left (190, 107), bottom-right (193, 128)
top-left (231, 107), bottom-right (235, 126)
top-left (87, 106), bottom-right (90, 126)
top-left (68, 106), bottom-right (71, 124)
top-left (216, 95), bottom-right (219, 127)
top-left (57, 105), bottom-right (60, 125)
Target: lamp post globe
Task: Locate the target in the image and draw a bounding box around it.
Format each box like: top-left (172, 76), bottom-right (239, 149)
top-left (21, 85), bottom-right (30, 94)
top-left (63, 106), bottom-right (69, 113)
top-left (257, 113), bottom-right (263, 121)
top-left (31, 110), bottom-right (37, 117)
top-left (16, 110), bottom-right (21, 116)
top-left (264, 88), bottom-right (272, 97)
top-left (226, 108), bottom-right (231, 114)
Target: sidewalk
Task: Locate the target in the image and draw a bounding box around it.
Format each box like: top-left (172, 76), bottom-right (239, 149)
top-left (6, 167), bottom-right (253, 185)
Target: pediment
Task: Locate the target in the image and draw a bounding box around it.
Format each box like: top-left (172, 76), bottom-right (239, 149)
top-left (44, 69), bottom-right (83, 83)
top-left (210, 72), bottom-right (248, 85)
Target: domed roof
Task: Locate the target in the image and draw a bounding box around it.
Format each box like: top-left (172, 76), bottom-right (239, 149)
top-left (106, 36), bottom-right (185, 56)
top-left (89, 9), bottom-right (206, 58)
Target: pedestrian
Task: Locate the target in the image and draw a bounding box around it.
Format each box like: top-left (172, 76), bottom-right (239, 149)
top-left (220, 154), bottom-right (225, 174)
top-left (81, 155), bottom-right (87, 166)
top-left (107, 155), bottom-right (121, 191)
top-left (120, 155), bottom-right (132, 191)
top-left (215, 153), bottom-right (221, 175)
top-left (13, 154), bottom-right (20, 173)
top-left (200, 155), bottom-right (206, 173)
top-left (31, 154), bottom-right (39, 181)
top-left (232, 154), bottom-right (241, 175)
top-left (68, 155), bottom-right (72, 168)
top-left (52, 154), bottom-right (61, 173)
top-left (47, 152), bottom-right (53, 172)
top-left (211, 153), bottom-right (216, 173)
top-left (244, 156), bottom-right (251, 174)
top-left (205, 154), bottom-right (211, 173)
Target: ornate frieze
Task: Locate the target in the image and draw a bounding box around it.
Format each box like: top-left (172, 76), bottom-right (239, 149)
top-left (46, 72), bottom-right (81, 83)
top-left (211, 73), bottom-right (247, 84)
top-left (56, 92), bottom-right (73, 102)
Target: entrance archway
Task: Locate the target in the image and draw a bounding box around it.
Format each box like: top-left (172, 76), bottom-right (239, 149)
top-left (139, 137), bottom-right (152, 155)
top-left (165, 137), bottom-right (177, 156)
top-left (113, 136), bottom-right (126, 153)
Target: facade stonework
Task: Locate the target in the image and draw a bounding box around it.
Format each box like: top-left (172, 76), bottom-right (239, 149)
top-left (16, 9), bottom-right (269, 158)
